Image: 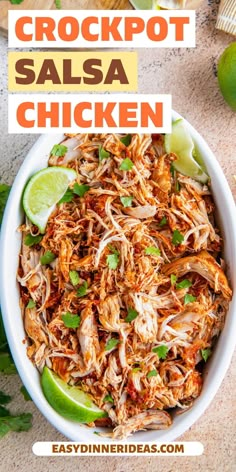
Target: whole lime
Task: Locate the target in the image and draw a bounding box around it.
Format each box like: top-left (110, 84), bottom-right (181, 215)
top-left (217, 43), bottom-right (236, 111)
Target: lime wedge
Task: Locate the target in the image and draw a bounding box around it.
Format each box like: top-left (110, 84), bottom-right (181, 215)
top-left (41, 367), bottom-right (107, 423)
top-left (23, 167), bottom-right (77, 233)
top-left (165, 119), bottom-right (209, 183)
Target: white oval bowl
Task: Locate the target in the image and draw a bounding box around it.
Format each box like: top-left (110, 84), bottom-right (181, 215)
top-left (0, 111), bottom-right (236, 442)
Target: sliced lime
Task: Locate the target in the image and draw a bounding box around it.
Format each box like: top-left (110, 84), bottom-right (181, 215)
top-left (41, 367), bottom-right (107, 423)
top-left (165, 119), bottom-right (209, 183)
top-left (23, 167), bottom-right (77, 233)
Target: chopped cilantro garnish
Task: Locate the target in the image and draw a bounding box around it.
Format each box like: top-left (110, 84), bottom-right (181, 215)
top-left (20, 386), bottom-right (31, 402)
top-left (132, 367), bottom-right (141, 372)
top-left (184, 294), bottom-right (196, 305)
top-left (77, 281), bottom-right (88, 297)
top-left (26, 299), bottom-right (35, 309)
top-left (50, 144), bottom-right (68, 157)
top-left (120, 196), bottom-right (133, 207)
top-left (170, 164), bottom-right (175, 178)
top-left (40, 251), bottom-right (56, 265)
top-left (172, 229), bottom-right (184, 246)
top-left (62, 312), bottom-right (81, 329)
top-left (55, 0), bottom-right (61, 8)
top-left (125, 308), bottom-right (139, 323)
top-left (103, 394), bottom-right (114, 403)
top-left (159, 216), bottom-right (167, 227)
top-left (59, 188), bottom-right (74, 204)
top-left (176, 279), bottom-right (192, 290)
top-left (105, 338), bottom-right (120, 351)
top-left (145, 246), bottom-right (160, 257)
top-left (73, 183), bottom-right (90, 197)
top-left (170, 274), bottom-right (177, 286)
top-left (147, 370), bottom-right (158, 378)
top-left (119, 158), bottom-right (134, 171)
top-left (106, 244), bottom-right (119, 269)
top-left (152, 345), bottom-right (169, 360)
top-left (69, 270), bottom-right (80, 286)
top-left (175, 180), bottom-right (180, 192)
top-left (120, 134), bottom-right (132, 146)
top-left (201, 348), bottom-right (212, 362)
top-left (107, 253), bottom-right (119, 270)
top-left (99, 146), bottom-right (110, 161)
top-left (24, 234), bottom-right (43, 247)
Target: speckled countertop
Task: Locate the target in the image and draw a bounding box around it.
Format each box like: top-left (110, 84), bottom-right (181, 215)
top-left (0, 2), bottom-right (236, 472)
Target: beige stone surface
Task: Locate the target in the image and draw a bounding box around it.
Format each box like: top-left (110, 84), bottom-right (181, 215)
top-left (0, 1), bottom-right (235, 471)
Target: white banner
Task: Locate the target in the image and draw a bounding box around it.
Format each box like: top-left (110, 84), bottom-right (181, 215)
top-left (32, 441), bottom-right (204, 456)
top-left (8, 93), bottom-right (172, 134)
top-left (9, 10), bottom-right (196, 49)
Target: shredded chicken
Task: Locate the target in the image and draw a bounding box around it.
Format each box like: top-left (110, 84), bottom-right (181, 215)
top-left (18, 133), bottom-right (232, 439)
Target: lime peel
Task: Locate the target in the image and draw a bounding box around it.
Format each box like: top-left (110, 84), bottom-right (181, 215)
top-left (23, 166), bottom-right (77, 233)
top-left (41, 367), bottom-right (107, 423)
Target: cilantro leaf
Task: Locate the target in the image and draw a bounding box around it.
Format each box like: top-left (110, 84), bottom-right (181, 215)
top-left (184, 294), bottom-right (196, 305)
top-left (0, 413), bottom-right (32, 438)
top-left (99, 146), bottom-right (110, 161)
top-left (20, 386), bottom-right (31, 402)
top-left (170, 274), bottom-right (177, 286)
top-left (119, 158), bottom-right (134, 171)
top-left (172, 230), bottom-right (184, 246)
top-left (103, 394), bottom-right (113, 403)
top-left (59, 188), bottom-right (74, 204)
top-left (125, 308), bottom-right (139, 323)
top-left (73, 183), bottom-right (90, 197)
top-left (132, 367), bottom-right (141, 372)
top-left (55, 0), bottom-right (62, 8)
top-left (24, 234), bottom-right (43, 247)
top-left (0, 184), bottom-right (11, 226)
top-left (106, 253), bottom-right (119, 270)
top-left (159, 216), bottom-right (167, 227)
top-left (40, 251), bottom-right (56, 265)
top-left (0, 352), bottom-right (17, 374)
top-left (62, 312), bottom-right (81, 329)
top-left (26, 299), bottom-right (35, 309)
top-left (105, 338), bottom-right (120, 351)
top-left (145, 246), bottom-right (160, 257)
top-left (0, 310), bottom-right (8, 352)
top-left (120, 196), bottom-right (133, 208)
top-left (147, 370), bottom-right (158, 378)
top-left (176, 279), bottom-right (192, 290)
top-left (152, 345), bottom-right (169, 360)
top-left (50, 144), bottom-right (68, 157)
top-left (69, 270), bottom-right (80, 286)
top-left (120, 134), bottom-right (132, 146)
top-left (0, 406), bottom-right (10, 417)
top-left (10, 0), bottom-right (24, 4)
top-left (0, 391), bottom-right (12, 405)
top-left (201, 348), bottom-right (212, 362)
top-left (77, 281), bottom-right (88, 297)
top-left (108, 244), bottom-right (119, 255)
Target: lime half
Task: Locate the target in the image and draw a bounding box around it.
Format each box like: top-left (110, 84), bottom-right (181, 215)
top-left (165, 119), bottom-right (209, 183)
top-left (218, 43), bottom-right (236, 111)
top-left (41, 367), bottom-right (107, 423)
top-left (23, 167), bottom-right (77, 233)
